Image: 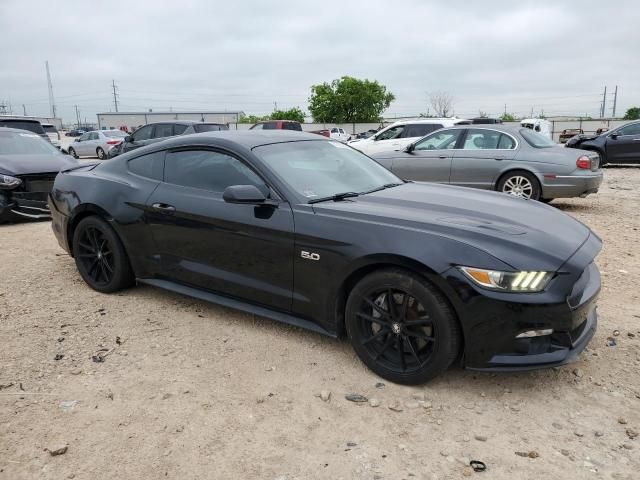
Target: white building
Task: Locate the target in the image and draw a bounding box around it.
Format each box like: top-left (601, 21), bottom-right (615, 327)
top-left (96, 111), bottom-right (244, 131)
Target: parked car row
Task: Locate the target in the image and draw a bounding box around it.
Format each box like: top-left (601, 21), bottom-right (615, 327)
top-left (565, 120), bottom-right (640, 165)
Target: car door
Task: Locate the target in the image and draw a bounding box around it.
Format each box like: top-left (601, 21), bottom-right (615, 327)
top-left (450, 128), bottom-right (518, 189)
top-left (145, 147), bottom-right (295, 311)
top-left (606, 122), bottom-right (640, 163)
top-left (123, 124), bottom-right (153, 153)
top-left (74, 132), bottom-right (91, 155)
top-left (390, 129), bottom-right (463, 183)
top-left (363, 125), bottom-right (406, 155)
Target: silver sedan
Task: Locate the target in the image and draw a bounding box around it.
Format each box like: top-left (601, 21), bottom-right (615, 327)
top-left (371, 125), bottom-right (603, 202)
top-left (68, 129), bottom-right (128, 159)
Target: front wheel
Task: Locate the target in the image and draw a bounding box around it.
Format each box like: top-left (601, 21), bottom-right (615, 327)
top-left (345, 269), bottom-right (461, 385)
top-left (72, 216), bottom-right (134, 293)
top-left (96, 147), bottom-right (106, 159)
top-left (68, 147), bottom-right (78, 159)
top-left (497, 171), bottom-right (541, 201)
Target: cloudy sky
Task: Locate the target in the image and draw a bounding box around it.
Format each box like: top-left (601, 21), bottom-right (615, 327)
top-left (0, 0), bottom-right (637, 124)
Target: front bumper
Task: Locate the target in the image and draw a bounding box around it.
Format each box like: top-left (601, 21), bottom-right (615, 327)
top-left (0, 190), bottom-right (51, 220)
top-left (540, 173), bottom-right (603, 199)
top-left (443, 245), bottom-right (601, 371)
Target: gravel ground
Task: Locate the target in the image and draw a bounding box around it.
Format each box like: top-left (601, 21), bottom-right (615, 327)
top-left (1, 168), bottom-right (639, 480)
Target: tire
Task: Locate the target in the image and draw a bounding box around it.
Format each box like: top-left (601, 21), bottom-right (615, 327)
top-left (497, 170), bottom-right (541, 201)
top-left (68, 147), bottom-right (78, 159)
top-left (345, 268), bottom-right (461, 385)
top-left (96, 147), bottom-right (105, 160)
top-left (72, 216), bottom-right (134, 293)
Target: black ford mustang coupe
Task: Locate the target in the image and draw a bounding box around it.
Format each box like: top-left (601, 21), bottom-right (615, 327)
top-left (49, 131), bottom-right (601, 384)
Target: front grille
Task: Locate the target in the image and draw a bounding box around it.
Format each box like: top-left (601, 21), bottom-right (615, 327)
top-left (17, 174), bottom-right (57, 193)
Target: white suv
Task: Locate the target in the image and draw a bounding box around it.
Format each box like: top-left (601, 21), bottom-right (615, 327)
top-left (348, 118), bottom-right (469, 155)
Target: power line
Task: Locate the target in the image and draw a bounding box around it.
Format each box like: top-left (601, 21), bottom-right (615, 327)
top-left (111, 80), bottom-right (119, 112)
top-left (45, 61), bottom-right (57, 118)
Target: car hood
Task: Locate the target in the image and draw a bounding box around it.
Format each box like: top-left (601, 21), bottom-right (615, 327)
top-left (312, 182), bottom-right (592, 272)
top-left (0, 154), bottom-right (78, 176)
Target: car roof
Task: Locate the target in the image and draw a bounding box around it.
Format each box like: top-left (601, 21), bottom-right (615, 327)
top-left (0, 127), bottom-right (42, 134)
top-left (142, 120), bottom-right (225, 126)
top-left (159, 130), bottom-right (324, 149)
top-left (440, 124), bottom-right (523, 134)
top-left (0, 118), bottom-right (41, 124)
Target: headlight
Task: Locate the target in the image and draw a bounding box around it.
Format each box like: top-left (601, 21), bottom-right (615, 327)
top-left (0, 174), bottom-right (22, 189)
top-left (458, 267), bottom-right (553, 292)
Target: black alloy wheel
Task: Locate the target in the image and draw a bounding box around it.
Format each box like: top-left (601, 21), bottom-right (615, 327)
top-left (346, 269), bottom-right (460, 384)
top-left (72, 216), bottom-right (134, 293)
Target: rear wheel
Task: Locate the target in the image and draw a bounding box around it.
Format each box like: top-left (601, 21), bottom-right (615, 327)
top-left (497, 170), bottom-right (541, 201)
top-left (72, 216), bottom-right (134, 293)
top-left (68, 147), bottom-right (78, 159)
top-left (96, 147), bottom-right (105, 159)
top-left (345, 269), bottom-right (461, 385)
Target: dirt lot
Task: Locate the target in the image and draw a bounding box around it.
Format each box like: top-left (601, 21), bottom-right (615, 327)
top-left (1, 168), bottom-right (639, 480)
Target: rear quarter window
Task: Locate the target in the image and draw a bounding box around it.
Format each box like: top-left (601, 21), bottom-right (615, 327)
top-left (127, 151), bottom-right (165, 180)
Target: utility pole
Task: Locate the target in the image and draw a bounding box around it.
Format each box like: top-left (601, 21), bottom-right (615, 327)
top-left (74, 105), bottom-right (81, 127)
top-left (612, 85), bottom-right (618, 118)
top-left (111, 80), bottom-right (119, 112)
top-left (600, 86), bottom-right (607, 118)
top-left (0, 101), bottom-right (9, 115)
top-left (22, 104), bottom-right (27, 116)
top-left (274, 101), bottom-right (278, 111)
top-left (45, 61), bottom-right (57, 117)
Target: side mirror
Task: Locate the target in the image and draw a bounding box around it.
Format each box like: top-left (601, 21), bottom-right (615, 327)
top-left (404, 143), bottom-right (415, 153)
top-left (609, 133), bottom-right (618, 140)
top-left (74, 138), bottom-right (80, 142)
top-left (223, 185), bottom-right (269, 204)
top-left (125, 135), bottom-right (133, 142)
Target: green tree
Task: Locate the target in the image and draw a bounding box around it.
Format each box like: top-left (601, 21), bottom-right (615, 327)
top-left (500, 112), bottom-right (517, 122)
top-left (238, 114), bottom-right (269, 124)
top-left (623, 107), bottom-right (640, 120)
top-left (308, 76), bottom-right (395, 123)
top-left (270, 107), bottom-right (306, 123)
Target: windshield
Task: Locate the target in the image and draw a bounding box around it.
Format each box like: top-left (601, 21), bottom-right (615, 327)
top-left (254, 140), bottom-right (401, 202)
top-left (103, 130), bottom-right (128, 138)
top-left (0, 131), bottom-right (61, 155)
top-left (519, 129), bottom-right (556, 148)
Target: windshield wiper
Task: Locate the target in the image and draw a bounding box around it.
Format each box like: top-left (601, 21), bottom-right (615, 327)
top-left (308, 191), bottom-right (360, 204)
top-left (361, 182), bottom-right (404, 194)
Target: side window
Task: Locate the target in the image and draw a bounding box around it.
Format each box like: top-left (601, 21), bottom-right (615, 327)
top-left (414, 130), bottom-right (462, 150)
top-left (164, 150), bottom-right (266, 193)
top-left (497, 134), bottom-right (516, 149)
top-left (376, 125), bottom-right (404, 140)
top-left (78, 133), bottom-right (90, 141)
top-left (401, 124), bottom-right (443, 138)
top-left (283, 122), bottom-right (302, 131)
top-left (152, 124), bottom-right (173, 139)
top-left (617, 123), bottom-right (640, 136)
top-left (133, 125), bottom-right (152, 141)
top-left (89, 132), bottom-right (98, 140)
top-left (251, 123), bottom-right (263, 130)
top-left (262, 122), bottom-right (277, 130)
top-left (339, 128), bottom-right (345, 134)
top-left (173, 124), bottom-right (188, 135)
top-left (330, 127), bottom-right (339, 133)
top-left (462, 129), bottom-right (502, 150)
top-left (127, 151), bottom-right (165, 180)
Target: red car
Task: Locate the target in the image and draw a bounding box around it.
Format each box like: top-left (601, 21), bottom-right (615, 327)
top-left (249, 120), bottom-right (302, 131)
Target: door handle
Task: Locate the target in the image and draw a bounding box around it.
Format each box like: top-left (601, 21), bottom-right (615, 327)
top-left (152, 203), bottom-right (176, 213)
top-left (495, 156), bottom-right (505, 160)
top-left (438, 155), bottom-right (447, 159)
